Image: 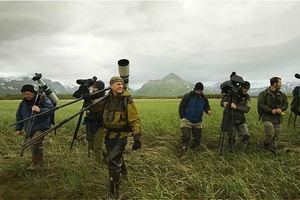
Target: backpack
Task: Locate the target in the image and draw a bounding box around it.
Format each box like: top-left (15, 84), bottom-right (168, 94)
top-left (257, 89), bottom-right (267, 121)
top-left (291, 86), bottom-right (300, 115)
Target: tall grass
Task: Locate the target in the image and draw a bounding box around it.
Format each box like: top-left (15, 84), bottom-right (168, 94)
top-left (0, 98), bottom-right (299, 199)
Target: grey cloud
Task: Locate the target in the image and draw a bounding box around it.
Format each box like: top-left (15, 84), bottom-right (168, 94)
top-left (0, 1), bottom-right (299, 87)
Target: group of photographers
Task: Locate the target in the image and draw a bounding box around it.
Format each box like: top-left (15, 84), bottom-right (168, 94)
top-left (179, 76), bottom-right (288, 156)
top-left (15, 73), bottom-right (141, 196)
top-left (15, 70), bottom-right (288, 196)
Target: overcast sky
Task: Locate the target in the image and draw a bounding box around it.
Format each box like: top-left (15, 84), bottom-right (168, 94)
top-left (0, 1), bottom-right (299, 89)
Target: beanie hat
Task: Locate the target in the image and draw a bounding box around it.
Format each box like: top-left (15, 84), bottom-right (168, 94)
top-left (21, 84), bottom-right (36, 93)
top-left (241, 81), bottom-right (250, 89)
top-left (194, 82), bottom-right (204, 90)
top-left (109, 76), bottom-right (124, 86)
top-left (93, 80), bottom-right (105, 90)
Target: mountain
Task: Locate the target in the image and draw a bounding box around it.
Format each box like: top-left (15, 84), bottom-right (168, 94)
top-left (1, 74), bottom-right (298, 97)
top-left (133, 73), bottom-right (299, 97)
top-left (0, 76), bottom-right (76, 95)
top-left (133, 73), bottom-right (194, 97)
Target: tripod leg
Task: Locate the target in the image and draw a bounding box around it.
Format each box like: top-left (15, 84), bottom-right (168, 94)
top-left (219, 131), bottom-right (225, 155)
top-left (70, 107), bottom-right (85, 149)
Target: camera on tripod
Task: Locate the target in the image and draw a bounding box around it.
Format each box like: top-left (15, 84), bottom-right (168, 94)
top-left (32, 73), bottom-right (59, 106)
top-left (72, 76), bottom-right (97, 99)
top-left (220, 72), bottom-right (245, 95)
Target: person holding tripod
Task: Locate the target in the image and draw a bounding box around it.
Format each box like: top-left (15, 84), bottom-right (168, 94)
top-left (15, 84), bottom-right (53, 169)
top-left (221, 81), bottom-right (251, 152)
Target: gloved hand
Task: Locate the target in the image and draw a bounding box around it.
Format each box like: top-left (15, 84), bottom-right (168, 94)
top-left (132, 135), bottom-right (141, 150)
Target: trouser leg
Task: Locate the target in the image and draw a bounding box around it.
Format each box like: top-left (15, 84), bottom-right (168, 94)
top-left (92, 129), bottom-right (105, 163)
top-left (120, 157), bottom-right (127, 176)
top-left (263, 121), bottom-right (275, 149)
top-left (263, 121), bottom-right (279, 154)
top-left (105, 138), bottom-right (126, 197)
top-left (191, 128), bottom-right (202, 149)
top-left (238, 123), bottom-right (250, 151)
top-left (227, 126), bottom-right (236, 152)
top-left (272, 123), bottom-right (281, 151)
top-left (180, 127), bottom-right (191, 151)
top-left (30, 131), bottom-right (44, 169)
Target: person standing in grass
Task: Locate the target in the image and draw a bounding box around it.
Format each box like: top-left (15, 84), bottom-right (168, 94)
top-left (221, 81), bottom-right (251, 152)
top-left (179, 82), bottom-right (212, 155)
top-left (99, 76), bottom-right (141, 196)
top-left (15, 84), bottom-right (53, 170)
top-left (257, 77), bottom-right (288, 154)
top-left (84, 80), bottom-right (106, 163)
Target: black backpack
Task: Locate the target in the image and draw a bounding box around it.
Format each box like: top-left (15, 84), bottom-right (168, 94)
top-left (288, 86), bottom-right (300, 130)
top-left (291, 86), bottom-right (300, 115)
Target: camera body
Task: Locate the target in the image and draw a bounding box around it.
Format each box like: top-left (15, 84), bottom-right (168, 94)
top-left (220, 72), bottom-right (245, 95)
top-left (32, 73), bottom-right (59, 105)
top-left (73, 76), bottom-right (98, 99)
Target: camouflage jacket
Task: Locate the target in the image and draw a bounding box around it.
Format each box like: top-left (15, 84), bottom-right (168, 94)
top-left (99, 90), bottom-right (141, 139)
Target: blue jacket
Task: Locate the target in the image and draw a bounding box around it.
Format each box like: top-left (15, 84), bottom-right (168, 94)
top-left (15, 96), bottom-right (53, 135)
top-left (179, 91), bottom-right (211, 123)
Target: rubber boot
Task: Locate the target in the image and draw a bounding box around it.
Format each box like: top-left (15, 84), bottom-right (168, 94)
top-left (121, 159), bottom-right (128, 179)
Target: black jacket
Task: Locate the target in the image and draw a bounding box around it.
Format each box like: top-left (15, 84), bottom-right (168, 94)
top-left (221, 91), bottom-right (251, 125)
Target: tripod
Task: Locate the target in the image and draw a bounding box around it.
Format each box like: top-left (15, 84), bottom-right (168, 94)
top-left (219, 91), bottom-right (236, 155)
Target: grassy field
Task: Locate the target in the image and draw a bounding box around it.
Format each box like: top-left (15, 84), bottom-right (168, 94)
top-left (0, 98), bottom-right (299, 199)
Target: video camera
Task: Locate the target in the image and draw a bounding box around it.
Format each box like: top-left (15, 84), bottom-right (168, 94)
top-left (72, 76), bottom-right (97, 99)
top-left (220, 72), bottom-right (245, 94)
top-left (32, 73), bottom-right (59, 105)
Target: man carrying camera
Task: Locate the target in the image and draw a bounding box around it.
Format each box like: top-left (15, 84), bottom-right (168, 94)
top-left (257, 77), bottom-right (288, 154)
top-left (99, 76), bottom-right (141, 196)
top-left (179, 82), bottom-right (212, 155)
top-left (221, 81), bottom-right (251, 151)
top-left (15, 84), bottom-right (53, 169)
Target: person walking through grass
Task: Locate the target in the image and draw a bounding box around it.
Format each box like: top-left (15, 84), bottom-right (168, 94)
top-left (179, 82), bottom-right (212, 156)
top-left (98, 76), bottom-right (141, 197)
top-left (221, 81), bottom-right (251, 152)
top-left (15, 84), bottom-right (53, 170)
top-left (257, 77), bottom-right (288, 154)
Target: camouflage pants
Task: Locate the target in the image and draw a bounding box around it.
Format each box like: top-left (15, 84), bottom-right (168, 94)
top-left (263, 121), bottom-right (281, 150)
top-left (231, 123), bottom-right (250, 144)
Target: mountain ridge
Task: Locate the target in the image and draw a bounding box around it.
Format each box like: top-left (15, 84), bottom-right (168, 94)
top-left (0, 73), bottom-right (298, 97)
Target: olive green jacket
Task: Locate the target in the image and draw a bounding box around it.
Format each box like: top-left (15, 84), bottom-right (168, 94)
top-left (257, 87), bottom-right (288, 124)
top-left (98, 90), bottom-right (141, 139)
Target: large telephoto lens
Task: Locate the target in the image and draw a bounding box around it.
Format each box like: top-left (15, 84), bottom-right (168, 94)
top-left (118, 59), bottom-right (129, 87)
